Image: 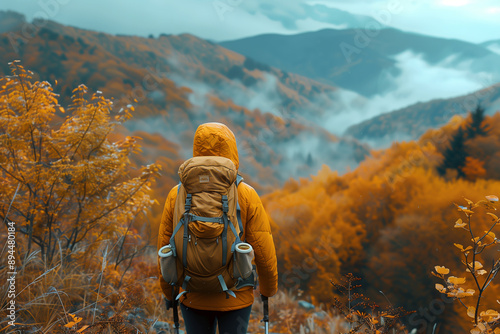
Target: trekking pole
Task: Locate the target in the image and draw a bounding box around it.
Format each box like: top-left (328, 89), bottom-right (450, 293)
top-left (172, 286), bottom-right (180, 334)
top-left (261, 295), bottom-right (269, 334)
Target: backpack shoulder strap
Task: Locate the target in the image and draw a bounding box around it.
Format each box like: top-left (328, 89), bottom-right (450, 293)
top-left (170, 182), bottom-right (186, 257)
top-left (236, 174), bottom-right (244, 240)
top-left (236, 174), bottom-right (244, 186)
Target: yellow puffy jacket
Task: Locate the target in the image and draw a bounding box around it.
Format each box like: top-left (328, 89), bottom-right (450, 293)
top-left (157, 122), bottom-right (278, 311)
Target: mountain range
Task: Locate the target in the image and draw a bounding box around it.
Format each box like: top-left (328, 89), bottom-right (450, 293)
top-left (0, 10), bottom-right (368, 192)
top-left (244, 3), bottom-right (387, 32)
top-left (345, 83), bottom-right (500, 146)
top-left (220, 28), bottom-right (500, 98)
top-left (1, 9), bottom-right (499, 183)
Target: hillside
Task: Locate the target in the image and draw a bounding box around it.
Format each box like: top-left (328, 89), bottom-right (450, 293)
top-left (0, 11), bottom-right (370, 194)
top-left (0, 10), bottom-right (24, 33)
top-left (345, 83), bottom-right (500, 146)
top-left (220, 28), bottom-right (500, 97)
top-left (264, 111), bottom-right (500, 332)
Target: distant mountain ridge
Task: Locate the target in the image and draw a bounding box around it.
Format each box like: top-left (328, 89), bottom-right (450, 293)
top-left (0, 11), bottom-right (24, 33)
top-left (251, 3), bottom-right (387, 31)
top-left (220, 28), bottom-right (500, 97)
top-left (345, 84), bottom-right (500, 146)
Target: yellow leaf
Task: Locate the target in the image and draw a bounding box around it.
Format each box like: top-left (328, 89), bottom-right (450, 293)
top-left (467, 306), bottom-right (476, 318)
top-left (466, 261), bottom-right (484, 272)
top-left (470, 329), bottom-right (480, 334)
top-left (494, 328), bottom-right (500, 334)
top-left (77, 325), bottom-right (89, 333)
top-left (477, 270), bottom-right (487, 275)
top-left (473, 261), bottom-right (484, 270)
top-left (480, 309), bottom-right (500, 322)
top-left (435, 283), bottom-right (446, 292)
top-left (435, 266), bottom-right (450, 275)
top-left (471, 237), bottom-right (482, 245)
top-left (484, 231), bottom-right (496, 239)
top-left (454, 243), bottom-right (464, 250)
top-left (456, 289), bottom-right (475, 298)
top-left (481, 309), bottom-right (499, 316)
top-left (486, 195), bottom-right (499, 202)
top-left (64, 313), bottom-right (82, 328)
top-left (466, 289), bottom-right (475, 296)
top-left (448, 276), bottom-right (466, 285)
top-left (64, 322), bottom-right (76, 328)
top-left (455, 219), bottom-right (467, 228)
top-left (464, 198), bottom-right (474, 205)
top-left (487, 212), bottom-right (499, 221)
top-left (456, 203), bottom-right (475, 214)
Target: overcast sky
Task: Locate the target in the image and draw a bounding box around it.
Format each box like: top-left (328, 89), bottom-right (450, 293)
top-left (1, 0), bottom-right (499, 43)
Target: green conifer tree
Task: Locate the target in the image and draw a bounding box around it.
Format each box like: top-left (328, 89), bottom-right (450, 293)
top-left (438, 126), bottom-right (467, 178)
top-left (465, 104), bottom-right (488, 139)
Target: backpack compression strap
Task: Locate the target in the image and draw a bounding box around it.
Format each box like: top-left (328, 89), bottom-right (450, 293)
top-left (177, 177), bottom-right (244, 237)
top-left (236, 175), bottom-right (244, 239)
top-left (169, 191), bottom-right (192, 257)
top-left (182, 194), bottom-right (193, 268)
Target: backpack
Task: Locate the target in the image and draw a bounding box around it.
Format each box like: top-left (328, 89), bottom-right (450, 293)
top-left (166, 156), bottom-right (254, 299)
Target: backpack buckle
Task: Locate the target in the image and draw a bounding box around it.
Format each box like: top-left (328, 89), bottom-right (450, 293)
top-left (184, 194), bottom-right (192, 212)
top-left (222, 195), bottom-right (229, 213)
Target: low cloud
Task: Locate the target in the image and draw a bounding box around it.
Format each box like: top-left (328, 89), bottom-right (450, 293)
top-left (314, 51), bottom-right (494, 136)
top-left (140, 53), bottom-right (363, 179)
top-left (485, 42), bottom-right (500, 55)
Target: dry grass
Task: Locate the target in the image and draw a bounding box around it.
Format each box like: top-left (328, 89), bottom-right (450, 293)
top-left (248, 290), bottom-right (345, 334)
top-left (0, 237), bottom-right (166, 333)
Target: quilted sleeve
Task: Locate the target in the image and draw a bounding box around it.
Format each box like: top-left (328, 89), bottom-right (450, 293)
top-left (243, 185), bottom-right (278, 297)
top-left (157, 185), bottom-right (178, 299)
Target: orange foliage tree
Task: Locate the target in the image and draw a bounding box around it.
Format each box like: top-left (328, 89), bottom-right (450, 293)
top-left (0, 61), bottom-right (161, 265)
top-left (264, 111), bottom-right (500, 332)
top-left (433, 195), bottom-right (500, 333)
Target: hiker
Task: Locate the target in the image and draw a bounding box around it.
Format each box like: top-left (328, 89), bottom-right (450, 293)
top-left (157, 122), bottom-right (278, 334)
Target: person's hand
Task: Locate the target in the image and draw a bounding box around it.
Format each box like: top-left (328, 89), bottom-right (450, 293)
top-left (164, 297), bottom-right (173, 310)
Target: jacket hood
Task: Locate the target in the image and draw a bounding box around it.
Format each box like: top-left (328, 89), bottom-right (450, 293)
top-left (193, 122), bottom-right (239, 170)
